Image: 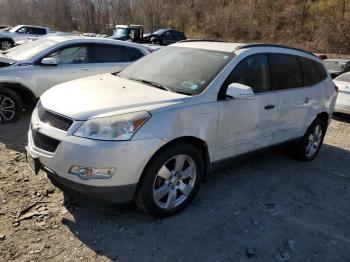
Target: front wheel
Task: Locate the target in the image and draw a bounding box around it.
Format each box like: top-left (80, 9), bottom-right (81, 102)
top-left (296, 118), bottom-right (327, 161)
top-left (0, 39), bottom-right (13, 50)
top-left (136, 143), bottom-right (204, 217)
top-left (0, 88), bottom-right (22, 124)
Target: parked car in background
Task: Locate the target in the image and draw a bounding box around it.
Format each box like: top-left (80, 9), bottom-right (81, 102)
top-left (0, 36), bottom-right (151, 123)
top-left (314, 53), bottom-right (327, 60)
top-left (333, 72), bottom-right (350, 114)
top-left (25, 41), bottom-right (337, 217)
top-left (0, 25), bottom-right (12, 31)
top-left (0, 25), bottom-right (51, 50)
top-left (145, 29), bottom-right (186, 45)
top-left (324, 58), bottom-right (350, 78)
top-left (111, 25), bottom-right (145, 43)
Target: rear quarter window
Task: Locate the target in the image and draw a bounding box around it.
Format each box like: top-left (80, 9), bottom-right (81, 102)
top-left (124, 46), bottom-right (144, 61)
top-left (299, 57), bottom-right (327, 86)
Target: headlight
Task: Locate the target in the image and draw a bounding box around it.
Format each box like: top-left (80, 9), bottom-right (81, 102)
top-left (73, 111), bottom-right (151, 141)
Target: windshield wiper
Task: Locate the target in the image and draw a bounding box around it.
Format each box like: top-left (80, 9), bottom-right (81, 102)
top-left (129, 78), bottom-right (172, 92)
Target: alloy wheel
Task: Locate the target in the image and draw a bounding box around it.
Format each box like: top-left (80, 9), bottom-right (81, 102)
top-left (305, 124), bottom-right (323, 158)
top-left (0, 95), bottom-right (16, 122)
top-left (153, 154), bottom-right (197, 209)
top-left (0, 41), bottom-right (11, 50)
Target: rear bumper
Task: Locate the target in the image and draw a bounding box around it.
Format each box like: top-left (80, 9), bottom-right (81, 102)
top-left (42, 165), bottom-right (137, 203)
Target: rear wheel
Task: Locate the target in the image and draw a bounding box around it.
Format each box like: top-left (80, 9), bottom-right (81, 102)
top-left (0, 39), bottom-right (13, 50)
top-left (0, 88), bottom-right (22, 124)
top-left (136, 143), bottom-right (203, 217)
top-left (296, 118), bottom-right (327, 161)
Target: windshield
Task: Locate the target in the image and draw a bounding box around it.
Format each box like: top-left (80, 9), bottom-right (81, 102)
top-left (152, 29), bottom-right (166, 35)
top-left (4, 38), bottom-right (57, 61)
top-left (9, 25), bottom-right (21, 33)
top-left (118, 46), bottom-right (235, 95)
top-left (335, 73), bottom-right (350, 82)
top-left (114, 28), bottom-right (129, 38)
top-left (324, 60), bottom-right (347, 71)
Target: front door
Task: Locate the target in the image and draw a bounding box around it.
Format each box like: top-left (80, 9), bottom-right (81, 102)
top-left (215, 54), bottom-right (279, 160)
top-left (33, 44), bottom-right (94, 95)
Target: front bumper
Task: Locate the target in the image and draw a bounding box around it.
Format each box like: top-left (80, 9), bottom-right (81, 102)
top-left (26, 108), bottom-right (165, 203)
top-left (42, 165), bottom-right (137, 203)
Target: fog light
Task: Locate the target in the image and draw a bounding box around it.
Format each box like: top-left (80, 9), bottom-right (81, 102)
top-left (68, 165), bottom-right (115, 180)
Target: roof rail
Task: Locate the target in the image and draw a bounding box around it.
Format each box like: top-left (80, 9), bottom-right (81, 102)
top-left (236, 43), bottom-right (316, 57)
top-left (178, 39), bottom-right (228, 43)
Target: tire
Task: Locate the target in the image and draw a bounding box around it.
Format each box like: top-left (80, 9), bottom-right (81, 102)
top-left (296, 118), bottom-right (327, 161)
top-left (0, 87), bottom-right (22, 124)
top-left (0, 39), bottom-right (13, 50)
top-left (136, 143), bottom-right (204, 217)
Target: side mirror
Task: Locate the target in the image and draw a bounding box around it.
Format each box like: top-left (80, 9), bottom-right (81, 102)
top-left (226, 83), bottom-right (254, 99)
top-left (41, 57), bottom-right (58, 66)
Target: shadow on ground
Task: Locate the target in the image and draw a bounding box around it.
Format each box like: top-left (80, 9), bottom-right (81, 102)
top-left (61, 144), bottom-right (350, 261)
top-left (0, 111), bottom-right (31, 152)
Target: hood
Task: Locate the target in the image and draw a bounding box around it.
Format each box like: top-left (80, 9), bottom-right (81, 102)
top-left (41, 74), bottom-right (187, 120)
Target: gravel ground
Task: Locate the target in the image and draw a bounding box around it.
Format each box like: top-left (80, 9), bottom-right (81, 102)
top-left (0, 112), bottom-right (350, 262)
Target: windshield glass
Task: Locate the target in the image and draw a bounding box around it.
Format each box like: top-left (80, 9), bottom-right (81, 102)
top-left (324, 60), bottom-right (347, 71)
top-left (4, 38), bottom-right (57, 61)
top-left (118, 46), bottom-right (235, 95)
top-left (9, 25), bottom-right (21, 33)
top-left (152, 29), bottom-right (166, 35)
top-left (114, 28), bottom-right (129, 38)
top-left (335, 73), bottom-right (350, 82)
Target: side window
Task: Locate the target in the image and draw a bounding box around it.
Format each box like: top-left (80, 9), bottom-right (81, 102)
top-left (30, 27), bottom-right (47, 35)
top-left (92, 44), bottom-right (128, 63)
top-left (48, 46), bottom-right (88, 64)
top-left (223, 54), bottom-right (270, 94)
top-left (299, 57), bottom-right (326, 86)
top-left (268, 54), bottom-right (303, 90)
top-left (124, 46), bottom-right (144, 61)
top-left (16, 27), bottom-right (29, 34)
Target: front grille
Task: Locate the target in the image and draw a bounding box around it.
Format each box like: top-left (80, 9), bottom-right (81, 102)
top-left (38, 104), bottom-right (73, 131)
top-left (32, 130), bottom-right (60, 153)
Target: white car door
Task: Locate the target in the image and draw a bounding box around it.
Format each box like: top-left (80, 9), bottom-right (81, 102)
top-left (215, 54), bottom-right (279, 160)
top-left (13, 26), bottom-right (31, 42)
top-left (91, 44), bottom-right (136, 74)
top-left (32, 44), bottom-right (95, 95)
top-left (268, 54), bottom-right (322, 144)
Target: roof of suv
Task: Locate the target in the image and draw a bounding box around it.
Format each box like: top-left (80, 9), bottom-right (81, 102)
top-left (173, 40), bottom-right (316, 57)
top-left (173, 41), bottom-right (245, 52)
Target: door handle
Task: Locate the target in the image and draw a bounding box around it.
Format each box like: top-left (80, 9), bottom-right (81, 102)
top-left (80, 67), bottom-right (89, 71)
top-left (264, 104), bottom-right (275, 110)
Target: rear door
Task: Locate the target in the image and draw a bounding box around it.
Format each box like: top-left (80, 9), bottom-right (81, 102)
top-left (215, 53), bottom-right (279, 160)
top-left (91, 43), bottom-right (133, 74)
top-left (268, 53), bottom-right (321, 144)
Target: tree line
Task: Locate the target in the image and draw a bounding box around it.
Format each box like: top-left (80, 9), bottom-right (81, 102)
top-left (0, 0), bottom-right (349, 53)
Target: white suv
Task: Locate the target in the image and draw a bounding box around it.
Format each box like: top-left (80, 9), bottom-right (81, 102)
top-left (0, 25), bottom-right (50, 50)
top-left (0, 36), bottom-right (151, 123)
top-left (26, 41), bottom-right (338, 217)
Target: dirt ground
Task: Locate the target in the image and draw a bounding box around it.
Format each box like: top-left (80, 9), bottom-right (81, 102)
top-left (0, 112), bottom-right (349, 262)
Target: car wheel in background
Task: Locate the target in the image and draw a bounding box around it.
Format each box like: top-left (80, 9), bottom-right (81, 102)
top-left (296, 118), bottom-right (327, 161)
top-left (0, 87), bottom-right (22, 124)
top-left (136, 143), bottom-right (204, 217)
top-left (0, 39), bottom-right (12, 50)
